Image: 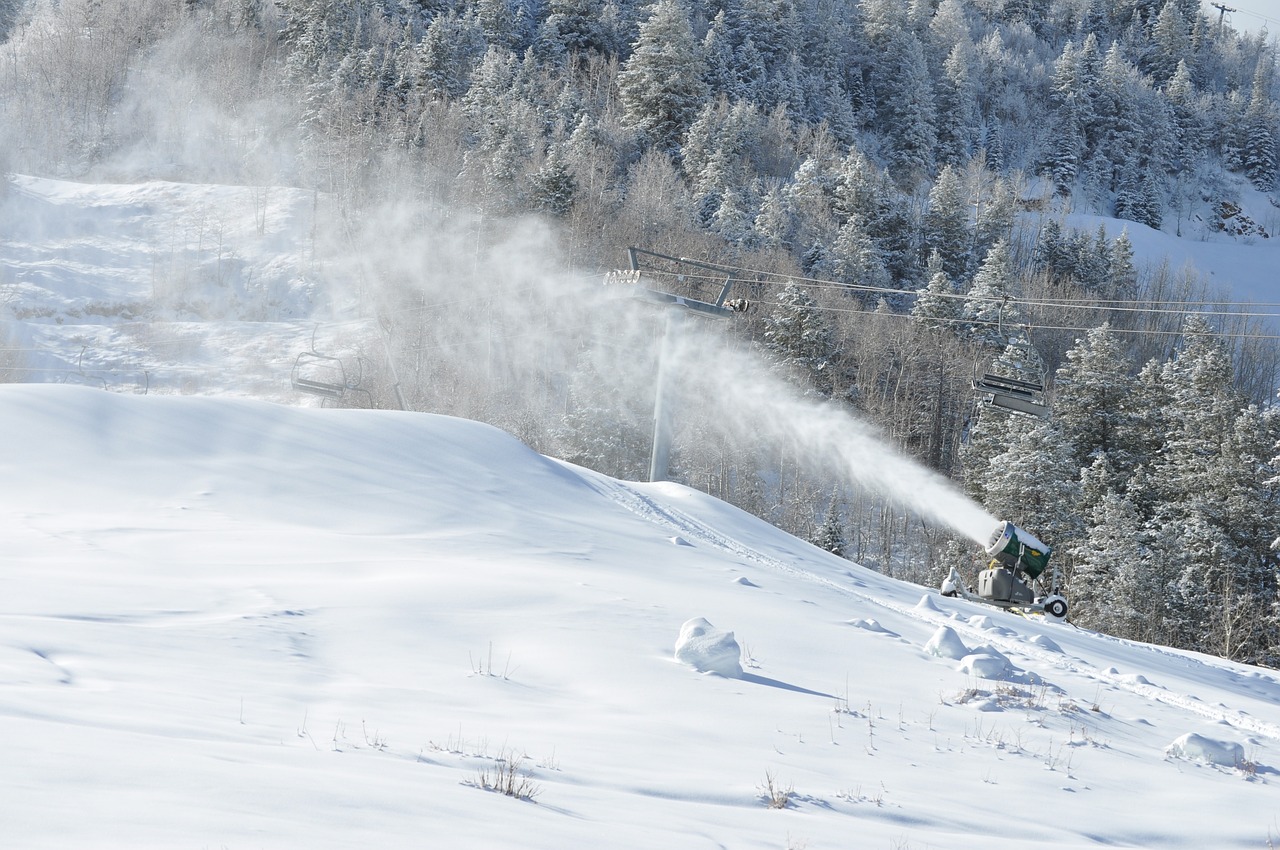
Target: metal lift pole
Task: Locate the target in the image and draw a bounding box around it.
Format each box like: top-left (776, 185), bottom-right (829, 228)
top-left (648, 306), bottom-right (683, 483)
top-left (621, 248), bottom-right (746, 483)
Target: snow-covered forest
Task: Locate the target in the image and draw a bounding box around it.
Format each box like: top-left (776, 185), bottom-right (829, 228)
top-left (0, 0), bottom-right (1278, 665)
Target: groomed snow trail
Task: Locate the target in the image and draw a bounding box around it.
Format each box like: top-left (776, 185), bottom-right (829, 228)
top-left (583, 471), bottom-right (1280, 744)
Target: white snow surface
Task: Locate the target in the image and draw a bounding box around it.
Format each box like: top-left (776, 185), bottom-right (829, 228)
top-left (3, 175), bottom-right (1280, 848)
top-left (6, 384), bottom-right (1280, 849)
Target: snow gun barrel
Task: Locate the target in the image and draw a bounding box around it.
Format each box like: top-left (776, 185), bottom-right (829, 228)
top-left (985, 521), bottom-right (1051, 580)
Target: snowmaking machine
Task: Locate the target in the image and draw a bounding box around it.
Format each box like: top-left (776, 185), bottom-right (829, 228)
top-left (941, 521), bottom-right (1068, 619)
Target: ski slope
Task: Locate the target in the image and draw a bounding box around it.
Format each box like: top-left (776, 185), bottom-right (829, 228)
top-left (3, 384), bottom-right (1280, 849)
top-left (2, 174), bottom-right (1280, 847)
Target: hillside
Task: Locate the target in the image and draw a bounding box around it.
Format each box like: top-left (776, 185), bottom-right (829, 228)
top-left (3, 383), bottom-right (1280, 849)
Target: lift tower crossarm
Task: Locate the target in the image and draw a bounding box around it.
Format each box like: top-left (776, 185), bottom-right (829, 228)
top-left (626, 247), bottom-right (739, 312)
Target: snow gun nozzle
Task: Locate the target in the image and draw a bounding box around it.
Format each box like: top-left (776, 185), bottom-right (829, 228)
top-left (984, 521), bottom-right (1052, 580)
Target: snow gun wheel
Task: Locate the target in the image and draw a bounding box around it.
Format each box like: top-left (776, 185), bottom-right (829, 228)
top-left (1043, 595), bottom-right (1068, 619)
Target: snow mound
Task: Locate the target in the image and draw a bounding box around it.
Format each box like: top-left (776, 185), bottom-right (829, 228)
top-left (1028, 635), bottom-right (1063, 653)
top-left (924, 626), bottom-right (970, 660)
top-left (967, 615), bottom-right (1016, 635)
top-left (732, 576), bottom-right (759, 587)
top-left (915, 595), bottom-right (942, 612)
top-left (848, 618), bottom-right (896, 635)
top-left (674, 618), bottom-right (743, 678)
top-left (1165, 733), bottom-right (1244, 767)
top-left (958, 650), bottom-right (1012, 680)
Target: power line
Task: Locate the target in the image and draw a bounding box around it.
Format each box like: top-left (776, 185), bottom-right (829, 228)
top-left (630, 265), bottom-right (1280, 322)
top-left (747, 296), bottom-right (1280, 341)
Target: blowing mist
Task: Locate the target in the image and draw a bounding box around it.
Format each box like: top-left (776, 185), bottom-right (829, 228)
top-left (0, 0), bottom-right (1001, 583)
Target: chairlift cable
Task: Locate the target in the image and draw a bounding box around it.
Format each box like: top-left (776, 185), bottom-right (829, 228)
top-left (633, 266), bottom-right (1280, 322)
top-left (746, 297), bottom-right (1280, 341)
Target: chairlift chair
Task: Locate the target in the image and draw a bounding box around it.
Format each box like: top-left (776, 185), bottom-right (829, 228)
top-left (291, 350), bottom-right (349, 400)
top-left (291, 325), bottom-right (366, 405)
top-left (971, 307), bottom-right (1050, 419)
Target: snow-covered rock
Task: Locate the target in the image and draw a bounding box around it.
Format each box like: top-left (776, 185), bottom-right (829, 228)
top-left (674, 618), bottom-right (743, 678)
top-left (1165, 733), bottom-right (1244, 767)
top-left (924, 625), bottom-right (970, 660)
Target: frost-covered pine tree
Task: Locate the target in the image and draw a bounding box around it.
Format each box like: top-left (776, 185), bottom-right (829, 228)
top-left (980, 419), bottom-right (1083, 557)
top-left (1107, 230), bottom-right (1138, 302)
top-left (812, 492), bottom-right (847, 558)
top-left (530, 146), bottom-right (576, 217)
top-left (936, 41), bottom-right (980, 165)
top-left (922, 164), bottom-right (971, 283)
top-left (761, 281), bottom-right (841, 397)
top-left (911, 251), bottom-right (960, 331)
top-left (1243, 60), bottom-right (1278, 191)
top-left (1072, 490), bottom-right (1161, 642)
top-left (1053, 323), bottom-right (1137, 471)
top-left (831, 213), bottom-right (891, 296)
top-left (616, 0), bottom-right (707, 154)
top-left (959, 240), bottom-right (1017, 345)
top-left (877, 31), bottom-right (937, 180)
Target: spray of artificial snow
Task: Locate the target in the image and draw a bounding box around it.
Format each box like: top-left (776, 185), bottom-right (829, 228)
top-left (665, 327), bottom-right (999, 546)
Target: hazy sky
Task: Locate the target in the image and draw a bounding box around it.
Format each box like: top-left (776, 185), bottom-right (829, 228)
top-left (1201, 0), bottom-right (1279, 37)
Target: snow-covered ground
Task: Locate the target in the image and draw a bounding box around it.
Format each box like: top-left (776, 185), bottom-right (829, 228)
top-left (1063, 179), bottom-right (1280, 317)
top-left (4, 384), bottom-right (1280, 849)
top-left (0, 175), bottom-right (373, 400)
top-left (2, 175), bottom-right (1280, 848)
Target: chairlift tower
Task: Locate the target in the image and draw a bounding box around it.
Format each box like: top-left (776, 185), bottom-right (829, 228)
top-left (607, 249), bottom-right (750, 482)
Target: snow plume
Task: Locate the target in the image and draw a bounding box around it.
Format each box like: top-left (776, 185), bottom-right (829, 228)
top-left (663, 324), bottom-right (999, 545)
top-left (330, 196), bottom-right (998, 545)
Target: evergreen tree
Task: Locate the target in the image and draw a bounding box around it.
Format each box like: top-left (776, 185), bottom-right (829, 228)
top-left (1107, 230), bottom-right (1138, 302)
top-left (1072, 225), bottom-right (1111, 292)
top-left (1142, 317), bottom-right (1245, 651)
top-left (981, 419), bottom-right (1083, 556)
top-left (1045, 93), bottom-right (1086, 195)
top-left (1053, 323), bottom-right (1137, 470)
top-left (911, 251), bottom-right (960, 331)
top-left (877, 31), bottom-right (937, 180)
top-left (936, 42), bottom-right (981, 165)
top-left (1164, 60), bottom-right (1204, 170)
top-left (1033, 219), bottom-right (1074, 282)
top-left (1144, 0), bottom-right (1190, 85)
top-left (761, 281), bottom-right (840, 397)
top-left (922, 164), bottom-right (972, 283)
top-left (960, 240), bottom-right (1018, 345)
top-left (616, 0), bottom-right (708, 154)
top-left (1243, 59), bottom-right (1278, 191)
top-left (1073, 490), bottom-right (1161, 641)
top-left (812, 492), bottom-right (848, 557)
top-left (530, 146), bottom-right (577, 217)
top-left (831, 213), bottom-right (891, 296)
top-left (418, 10), bottom-right (486, 100)
top-left (536, 0), bottom-right (610, 59)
